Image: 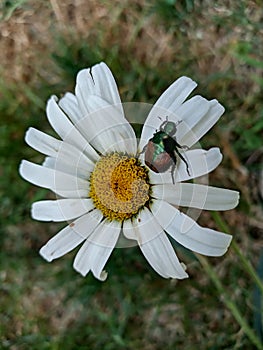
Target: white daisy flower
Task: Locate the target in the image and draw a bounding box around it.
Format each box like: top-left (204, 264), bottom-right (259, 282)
top-left (19, 62), bottom-right (239, 281)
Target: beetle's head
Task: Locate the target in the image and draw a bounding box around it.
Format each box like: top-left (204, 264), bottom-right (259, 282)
top-left (162, 121), bottom-right (177, 135)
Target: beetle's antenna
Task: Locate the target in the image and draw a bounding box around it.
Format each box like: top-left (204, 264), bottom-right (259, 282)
top-left (175, 120), bottom-right (183, 127)
top-left (157, 115), bottom-right (169, 122)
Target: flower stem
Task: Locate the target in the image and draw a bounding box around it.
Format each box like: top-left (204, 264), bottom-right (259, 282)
top-left (231, 240), bottom-right (263, 295)
top-left (197, 254), bottom-right (263, 350)
top-left (211, 211), bottom-right (263, 294)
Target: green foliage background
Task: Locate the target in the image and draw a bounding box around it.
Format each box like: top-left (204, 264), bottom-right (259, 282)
top-left (0, 0), bottom-right (262, 349)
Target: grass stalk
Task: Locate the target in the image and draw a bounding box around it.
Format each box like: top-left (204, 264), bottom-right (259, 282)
top-left (197, 254), bottom-right (263, 350)
top-left (212, 211), bottom-right (263, 294)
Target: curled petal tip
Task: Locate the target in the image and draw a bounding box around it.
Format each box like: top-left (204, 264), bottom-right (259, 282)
top-left (39, 246), bottom-right (53, 262)
top-left (99, 270), bottom-right (108, 281)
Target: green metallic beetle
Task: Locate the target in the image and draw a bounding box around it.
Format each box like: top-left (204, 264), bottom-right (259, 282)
top-left (141, 118), bottom-right (190, 183)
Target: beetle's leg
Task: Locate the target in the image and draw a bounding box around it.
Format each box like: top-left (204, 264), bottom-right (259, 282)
top-left (174, 148), bottom-right (190, 176)
top-left (176, 143), bottom-right (189, 150)
top-left (172, 136), bottom-right (189, 151)
top-left (137, 144), bottom-right (147, 156)
top-left (171, 162), bottom-right (176, 184)
top-left (181, 145), bottom-right (189, 150)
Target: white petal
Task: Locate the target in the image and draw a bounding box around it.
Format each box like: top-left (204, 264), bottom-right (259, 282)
top-left (46, 95), bottom-right (81, 141)
top-left (152, 183), bottom-right (240, 210)
top-left (46, 96), bottom-right (99, 162)
top-left (139, 76), bottom-right (197, 150)
top-left (123, 208), bottom-right (188, 279)
top-left (175, 95), bottom-right (210, 122)
top-left (149, 147), bottom-right (223, 184)
top-left (25, 127), bottom-right (98, 168)
top-left (19, 160), bottom-right (89, 198)
top-left (32, 198), bottom-right (94, 222)
top-left (74, 97), bottom-right (137, 154)
top-left (154, 76), bottom-right (198, 112)
top-left (42, 156), bottom-right (57, 169)
top-left (91, 62), bottom-right (123, 106)
top-left (43, 139), bottom-right (94, 178)
top-left (175, 147), bottom-right (223, 182)
top-left (75, 62), bottom-right (124, 117)
top-left (73, 220), bottom-right (121, 280)
top-left (25, 127), bottom-right (61, 157)
top-left (151, 200), bottom-right (232, 256)
top-left (40, 209), bottom-right (102, 261)
top-left (122, 218), bottom-right (137, 241)
top-left (140, 232), bottom-right (189, 279)
top-left (123, 207), bottom-right (158, 244)
top-left (26, 128), bottom-right (94, 178)
top-left (59, 92), bottom-right (83, 124)
top-left (42, 155), bottom-right (91, 180)
top-left (81, 93), bottom-right (119, 115)
top-left (177, 99), bottom-right (225, 147)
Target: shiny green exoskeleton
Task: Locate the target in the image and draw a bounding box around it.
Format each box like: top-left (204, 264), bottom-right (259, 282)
top-left (141, 119), bottom-right (190, 183)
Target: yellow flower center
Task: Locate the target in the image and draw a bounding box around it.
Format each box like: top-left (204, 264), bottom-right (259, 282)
top-left (89, 153), bottom-right (150, 221)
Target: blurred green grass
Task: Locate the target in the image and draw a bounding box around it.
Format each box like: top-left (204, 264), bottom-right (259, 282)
top-left (0, 0), bottom-right (262, 349)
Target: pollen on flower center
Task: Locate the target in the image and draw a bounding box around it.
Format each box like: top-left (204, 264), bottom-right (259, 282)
top-left (89, 153), bottom-right (150, 221)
